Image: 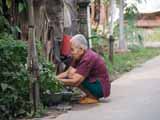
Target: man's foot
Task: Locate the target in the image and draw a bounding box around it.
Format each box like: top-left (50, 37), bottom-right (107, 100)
top-left (79, 95), bottom-right (87, 101)
top-left (79, 97), bottom-right (98, 104)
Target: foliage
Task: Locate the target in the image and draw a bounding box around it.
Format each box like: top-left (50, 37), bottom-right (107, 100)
top-left (90, 30), bottom-right (108, 54)
top-left (39, 61), bottom-right (64, 106)
top-left (0, 1), bottom-right (63, 118)
top-left (104, 48), bottom-right (160, 81)
top-left (0, 13), bottom-right (10, 33)
top-left (0, 0), bottom-right (27, 38)
top-left (140, 28), bottom-right (160, 42)
top-left (124, 3), bottom-right (138, 21)
top-left (36, 40), bottom-right (64, 105)
top-left (4, 0), bottom-right (27, 13)
top-left (91, 31), bottom-right (104, 48)
top-left (0, 36), bottom-right (29, 120)
top-left (112, 2), bottom-right (144, 51)
top-left (0, 35), bottom-right (63, 119)
top-left (125, 23), bottom-right (144, 51)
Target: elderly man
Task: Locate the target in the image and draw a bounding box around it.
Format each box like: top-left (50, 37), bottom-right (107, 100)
top-left (56, 34), bottom-right (110, 104)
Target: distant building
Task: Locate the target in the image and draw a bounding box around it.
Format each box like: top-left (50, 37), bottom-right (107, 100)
top-left (136, 11), bottom-right (160, 28)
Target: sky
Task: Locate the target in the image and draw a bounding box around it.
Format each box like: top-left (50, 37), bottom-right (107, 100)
top-left (128, 0), bottom-right (160, 13)
top-left (111, 0), bottom-right (160, 22)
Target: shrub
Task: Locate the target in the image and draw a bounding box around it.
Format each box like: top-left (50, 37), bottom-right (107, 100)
top-left (0, 34), bottom-right (63, 119)
top-left (0, 36), bottom-right (29, 119)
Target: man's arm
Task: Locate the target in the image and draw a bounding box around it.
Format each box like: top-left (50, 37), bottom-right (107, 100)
top-left (58, 73), bottom-right (85, 86)
top-left (56, 71), bottom-right (68, 79)
top-left (56, 66), bottom-right (76, 79)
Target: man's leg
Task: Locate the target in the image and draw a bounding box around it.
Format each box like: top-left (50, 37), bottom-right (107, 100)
top-left (78, 80), bottom-right (103, 104)
top-left (79, 85), bottom-right (97, 99)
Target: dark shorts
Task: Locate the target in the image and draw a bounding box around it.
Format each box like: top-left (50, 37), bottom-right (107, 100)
top-left (82, 79), bottom-right (103, 99)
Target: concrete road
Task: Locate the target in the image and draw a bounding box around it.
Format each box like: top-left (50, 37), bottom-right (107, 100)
top-left (53, 55), bottom-right (160, 120)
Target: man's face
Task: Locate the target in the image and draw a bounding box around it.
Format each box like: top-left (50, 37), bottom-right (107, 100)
top-left (70, 42), bottom-right (84, 60)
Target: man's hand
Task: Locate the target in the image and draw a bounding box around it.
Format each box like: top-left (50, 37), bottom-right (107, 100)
top-left (57, 73), bottom-right (85, 87)
top-left (68, 67), bottom-right (76, 78)
top-left (56, 71), bottom-right (68, 79)
top-left (56, 67), bottom-right (76, 79)
top-left (56, 66), bottom-right (85, 87)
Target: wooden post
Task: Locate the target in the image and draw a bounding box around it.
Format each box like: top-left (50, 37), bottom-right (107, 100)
top-left (109, 35), bottom-right (114, 63)
top-left (27, 0), bottom-right (40, 114)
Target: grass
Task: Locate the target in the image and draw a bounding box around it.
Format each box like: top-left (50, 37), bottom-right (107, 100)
top-left (104, 48), bottom-right (160, 81)
top-left (140, 28), bottom-right (160, 42)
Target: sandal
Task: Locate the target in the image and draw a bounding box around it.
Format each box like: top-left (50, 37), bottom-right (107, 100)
top-left (79, 97), bottom-right (98, 104)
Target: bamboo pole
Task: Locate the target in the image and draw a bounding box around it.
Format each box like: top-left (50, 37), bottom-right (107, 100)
top-left (27, 0), bottom-right (40, 114)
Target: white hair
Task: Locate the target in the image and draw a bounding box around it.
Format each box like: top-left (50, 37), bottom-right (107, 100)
top-left (70, 34), bottom-right (88, 50)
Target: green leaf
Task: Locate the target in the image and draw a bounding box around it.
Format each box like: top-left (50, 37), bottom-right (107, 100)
top-left (15, 26), bottom-right (22, 33)
top-left (0, 7), bottom-right (3, 15)
top-left (18, 3), bottom-right (24, 13)
top-left (1, 83), bottom-right (8, 91)
top-left (6, 0), bottom-right (12, 8)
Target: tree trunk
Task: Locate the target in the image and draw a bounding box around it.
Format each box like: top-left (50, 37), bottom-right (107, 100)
top-left (108, 0), bottom-right (115, 63)
top-left (119, 0), bottom-right (126, 50)
top-left (87, 3), bottom-right (92, 48)
top-left (109, 0), bottom-right (114, 35)
top-left (27, 0), bottom-right (40, 114)
top-left (102, 3), bottom-right (108, 35)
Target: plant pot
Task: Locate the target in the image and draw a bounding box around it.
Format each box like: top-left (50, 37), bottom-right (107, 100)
top-left (51, 92), bottom-right (63, 105)
top-left (42, 93), bottom-right (63, 106)
top-left (62, 91), bottom-right (73, 102)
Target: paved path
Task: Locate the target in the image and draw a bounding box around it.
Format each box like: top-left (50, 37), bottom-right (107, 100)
top-left (53, 55), bottom-right (160, 120)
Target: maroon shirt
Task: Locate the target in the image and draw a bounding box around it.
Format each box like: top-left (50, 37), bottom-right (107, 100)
top-left (71, 49), bottom-right (110, 97)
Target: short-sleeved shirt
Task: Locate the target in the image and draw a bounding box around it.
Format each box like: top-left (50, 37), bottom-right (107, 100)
top-left (71, 49), bottom-right (110, 97)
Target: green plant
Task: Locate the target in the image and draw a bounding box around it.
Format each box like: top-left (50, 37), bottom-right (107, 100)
top-left (104, 48), bottom-right (160, 81)
top-left (0, 0), bottom-right (27, 37)
top-left (0, 15), bottom-right (10, 33)
top-left (39, 60), bottom-right (64, 106)
top-left (0, 34), bottom-right (63, 119)
top-left (0, 37), bottom-right (30, 120)
top-left (90, 30), bottom-right (108, 54)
